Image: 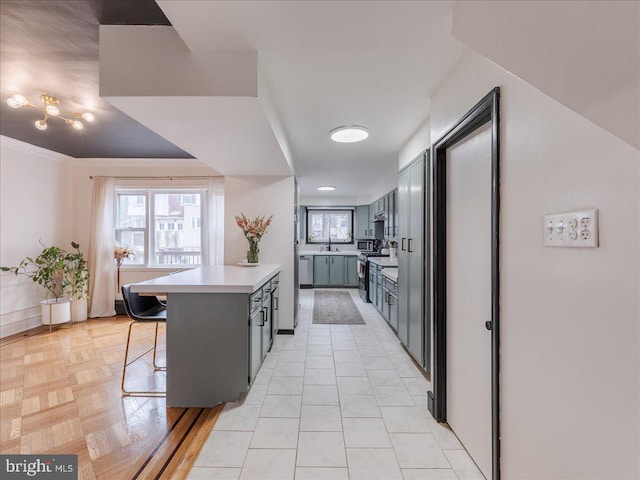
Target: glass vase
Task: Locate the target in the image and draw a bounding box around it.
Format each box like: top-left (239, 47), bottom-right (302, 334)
top-left (247, 239), bottom-right (260, 263)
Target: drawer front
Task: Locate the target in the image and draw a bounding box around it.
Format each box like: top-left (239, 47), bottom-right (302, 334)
top-left (271, 274), bottom-right (280, 289)
top-left (250, 290), bottom-right (263, 312)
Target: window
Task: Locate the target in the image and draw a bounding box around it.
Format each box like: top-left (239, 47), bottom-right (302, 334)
top-left (191, 217), bottom-right (201, 229)
top-left (182, 194), bottom-right (199, 205)
top-left (115, 189), bottom-right (206, 266)
top-left (306, 209), bottom-right (353, 244)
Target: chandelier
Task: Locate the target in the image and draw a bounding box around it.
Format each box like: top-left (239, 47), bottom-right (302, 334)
top-left (6, 94), bottom-right (95, 131)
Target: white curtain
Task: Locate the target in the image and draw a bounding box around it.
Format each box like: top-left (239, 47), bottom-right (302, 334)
top-left (88, 177), bottom-right (116, 317)
top-left (208, 177), bottom-right (225, 265)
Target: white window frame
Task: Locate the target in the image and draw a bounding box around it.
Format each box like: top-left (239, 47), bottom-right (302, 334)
top-left (306, 208), bottom-right (354, 244)
top-left (115, 188), bottom-right (208, 268)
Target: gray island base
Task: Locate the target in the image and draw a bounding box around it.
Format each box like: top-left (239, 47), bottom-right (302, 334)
top-left (131, 264), bottom-right (281, 407)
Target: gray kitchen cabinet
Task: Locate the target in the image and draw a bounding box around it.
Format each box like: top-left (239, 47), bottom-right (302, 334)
top-left (261, 284), bottom-right (272, 361)
top-left (249, 299), bottom-right (263, 383)
top-left (356, 205), bottom-right (373, 238)
top-left (382, 275), bottom-right (399, 331)
top-left (314, 255), bottom-right (330, 285)
top-left (368, 263), bottom-right (377, 305)
top-left (313, 255), bottom-right (357, 287)
top-left (376, 267), bottom-right (384, 313)
top-left (370, 199), bottom-right (379, 222)
top-left (388, 282), bottom-right (399, 332)
top-left (328, 256), bottom-right (346, 286)
top-left (271, 274), bottom-right (280, 335)
top-left (381, 278), bottom-right (390, 322)
top-left (393, 188), bottom-right (399, 238)
top-left (345, 256), bottom-right (359, 287)
top-left (384, 190), bottom-right (397, 240)
top-left (398, 151), bottom-right (429, 370)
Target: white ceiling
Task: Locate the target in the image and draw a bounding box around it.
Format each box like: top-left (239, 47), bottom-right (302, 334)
top-left (155, 0), bottom-right (467, 201)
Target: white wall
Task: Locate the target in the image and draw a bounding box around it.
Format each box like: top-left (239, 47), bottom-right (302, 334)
top-left (399, 117), bottom-right (431, 170)
top-left (224, 176), bottom-right (295, 330)
top-left (0, 137), bottom-right (74, 337)
top-left (430, 50), bottom-right (639, 478)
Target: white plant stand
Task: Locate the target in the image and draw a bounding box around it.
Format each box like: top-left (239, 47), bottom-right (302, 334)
top-left (41, 298), bottom-right (72, 331)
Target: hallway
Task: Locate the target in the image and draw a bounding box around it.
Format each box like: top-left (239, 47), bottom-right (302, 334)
top-left (189, 289), bottom-right (483, 479)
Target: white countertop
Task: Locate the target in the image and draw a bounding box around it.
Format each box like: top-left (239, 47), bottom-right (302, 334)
top-left (298, 251), bottom-right (360, 256)
top-left (382, 269), bottom-right (399, 282)
top-left (369, 257), bottom-right (399, 267)
top-left (130, 264), bottom-right (281, 294)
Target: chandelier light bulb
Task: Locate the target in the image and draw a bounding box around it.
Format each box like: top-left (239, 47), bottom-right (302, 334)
top-left (72, 120), bottom-right (83, 130)
top-left (82, 112), bottom-right (95, 122)
top-left (45, 105), bottom-right (60, 116)
top-left (13, 94), bottom-right (28, 106)
top-left (34, 119), bottom-right (48, 130)
top-left (7, 97), bottom-right (20, 108)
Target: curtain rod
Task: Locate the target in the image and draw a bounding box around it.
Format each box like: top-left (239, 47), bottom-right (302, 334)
top-left (89, 175), bottom-right (214, 180)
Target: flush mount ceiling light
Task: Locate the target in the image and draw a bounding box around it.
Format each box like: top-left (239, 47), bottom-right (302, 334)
top-left (6, 94), bottom-right (95, 131)
top-left (317, 186), bottom-right (336, 191)
top-left (329, 125), bottom-right (369, 143)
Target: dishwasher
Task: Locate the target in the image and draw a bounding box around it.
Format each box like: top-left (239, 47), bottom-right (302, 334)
top-left (299, 255), bottom-right (313, 288)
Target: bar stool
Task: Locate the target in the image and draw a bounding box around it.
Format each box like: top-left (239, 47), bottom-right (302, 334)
top-left (120, 284), bottom-right (167, 396)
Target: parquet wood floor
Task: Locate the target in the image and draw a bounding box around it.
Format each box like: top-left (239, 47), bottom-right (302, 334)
top-left (0, 317), bottom-right (222, 479)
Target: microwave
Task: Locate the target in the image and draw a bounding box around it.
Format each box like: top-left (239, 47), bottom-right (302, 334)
top-left (356, 240), bottom-right (374, 251)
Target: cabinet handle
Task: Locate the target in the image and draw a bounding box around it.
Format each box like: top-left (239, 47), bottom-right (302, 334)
top-left (401, 238), bottom-right (406, 251)
top-left (259, 309), bottom-right (265, 326)
top-left (274, 297), bottom-right (279, 310)
top-left (408, 238), bottom-right (413, 253)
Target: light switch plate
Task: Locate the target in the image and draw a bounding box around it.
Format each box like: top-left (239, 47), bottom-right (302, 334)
top-left (543, 209), bottom-right (598, 247)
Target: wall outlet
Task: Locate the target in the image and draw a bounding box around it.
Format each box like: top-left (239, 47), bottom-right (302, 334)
top-left (543, 209), bottom-right (598, 248)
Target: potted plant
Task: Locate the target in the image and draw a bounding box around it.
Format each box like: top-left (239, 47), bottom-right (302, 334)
top-left (2, 240), bottom-right (89, 328)
top-left (66, 242), bottom-right (90, 323)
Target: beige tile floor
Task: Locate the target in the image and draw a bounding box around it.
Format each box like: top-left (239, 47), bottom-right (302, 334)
top-left (188, 289), bottom-right (484, 480)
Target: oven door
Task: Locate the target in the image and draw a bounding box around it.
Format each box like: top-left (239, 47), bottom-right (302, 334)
top-left (357, 259), bottom-right (367, 279)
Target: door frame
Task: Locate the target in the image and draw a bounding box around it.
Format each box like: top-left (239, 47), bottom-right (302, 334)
top-left (428, 87), bottom-right (501, 479)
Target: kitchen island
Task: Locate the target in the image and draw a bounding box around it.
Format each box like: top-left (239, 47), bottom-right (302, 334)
top-left (131, 264), bottom-right (281, 407)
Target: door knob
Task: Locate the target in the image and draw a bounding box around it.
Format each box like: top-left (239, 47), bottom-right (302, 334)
top-left (485, 321), bottom-right (492, 331)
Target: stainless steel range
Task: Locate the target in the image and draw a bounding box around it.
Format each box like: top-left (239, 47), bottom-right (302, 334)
top-left (358, 252), bottom-right (389, 302)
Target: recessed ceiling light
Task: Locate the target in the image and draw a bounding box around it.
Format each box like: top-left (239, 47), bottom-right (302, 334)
top-left (317, 186), bottom-right (336, 191)
top-left (329, 126), bottom-right (369, 143)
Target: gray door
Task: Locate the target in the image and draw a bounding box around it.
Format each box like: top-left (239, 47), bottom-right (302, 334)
top-left (314, 256), bottom-right (330, 285)
top-left (329, 256), bottom-right (346, 285)
top-left (261, 296), bottom-right (271, 360)
top-left (397, 168), bottom-right (410, 345)
top-left (407, 159), bottom-right (424, 364)
top-left (446, 124), bottom-right (493, 479)
top-left (250, 307), bottom-right (263, 383)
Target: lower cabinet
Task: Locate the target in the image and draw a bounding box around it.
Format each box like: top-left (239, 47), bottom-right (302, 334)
top-left (345, 256), bottom-right (359, 287)
top-left (314, 255), bottom-right (359, 287)
top-left (328, 256), bottom-right (345, 285)
top-left (369, 263), bottom-right (378, 304)
top-left (382, 275), bottom-right (399, 332)
top-left (249, 273), bottom-right (279, 384)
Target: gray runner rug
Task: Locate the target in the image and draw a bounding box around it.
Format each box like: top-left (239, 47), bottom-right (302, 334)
top-left (312, 291), bottom-right (366, 325)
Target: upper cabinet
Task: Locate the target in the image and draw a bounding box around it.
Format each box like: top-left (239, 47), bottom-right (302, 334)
top-left (355, 205), bottom-right (374, 239)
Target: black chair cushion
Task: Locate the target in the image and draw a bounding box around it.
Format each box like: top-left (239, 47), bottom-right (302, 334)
top-left (121, 284), bottom-right (167, 322)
